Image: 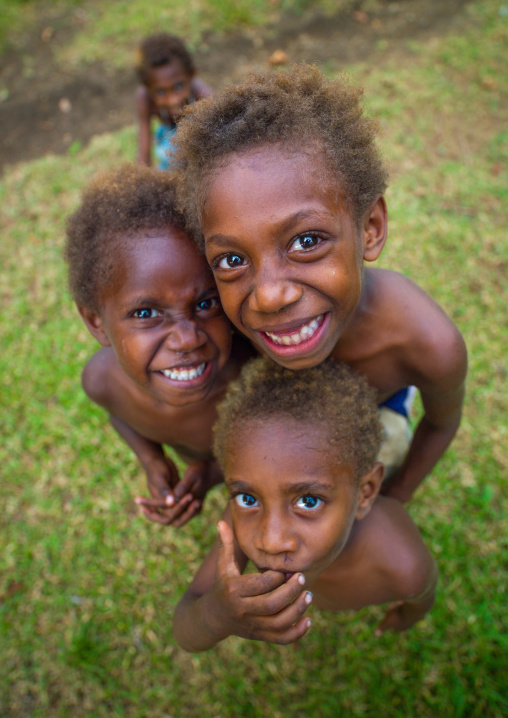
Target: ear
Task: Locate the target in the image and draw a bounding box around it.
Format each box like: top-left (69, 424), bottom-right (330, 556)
top-left (355, 462), bottom-right (384, 520)
top-left (362, 196), bottom-right (387, 262)
top-left (78, 306), bottom-right (111, 347)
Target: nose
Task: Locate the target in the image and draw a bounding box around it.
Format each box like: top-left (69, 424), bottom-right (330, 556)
top-left (254, 509), bottom-right (298, 556)
top-left (248, 267), bottom-right (303, 315)
top-left (165, 319), bottom-right (207, 353)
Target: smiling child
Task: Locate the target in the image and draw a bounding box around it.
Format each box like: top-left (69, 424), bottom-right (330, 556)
top-left (65, 164), bottom-right (251, 526)
top-left (173, 64), bottom-right (468, 503)
top-left (135, 33), bottom-right (212, 169)
top-left (173, 358), bottom-right (437, 651)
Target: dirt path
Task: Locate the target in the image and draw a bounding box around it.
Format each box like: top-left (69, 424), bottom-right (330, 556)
top-left (0, 0), bottom-right (472, 173)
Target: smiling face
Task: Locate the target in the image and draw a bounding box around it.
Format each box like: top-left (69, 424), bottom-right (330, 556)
top-left (81, 229), bottom-right (232, 407)
top-left (225, 418), bottom-right (380, 586)
top-left (201, 144), bottom-right (386, 370)
top-left (147, 60), bottom-right (194, 123)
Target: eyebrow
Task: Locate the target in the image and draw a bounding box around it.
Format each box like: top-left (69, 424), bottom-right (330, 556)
top-left (227, 479), bottom-right (334, 495)
top-left (207, 208), bottom-right (337, 247)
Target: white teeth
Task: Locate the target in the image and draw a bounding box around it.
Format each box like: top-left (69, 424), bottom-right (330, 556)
top-left (265, 315), bottom-right (323, 347)
top-left (161, 363), bottom-right (206, 381)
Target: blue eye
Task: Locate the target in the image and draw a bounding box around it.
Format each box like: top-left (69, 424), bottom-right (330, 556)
top-left (290, 234), bottom-right (321, 252)
top-left (196, 297), bottom-right (221, 312)
top-left (133, 308), bottom-right (160, 319)
top-left (235, 493), bottom-right (258, 508)
top-left (295, 495), bottom-right (322, 510)
top-left (216, 253), bottom-right (246, 270)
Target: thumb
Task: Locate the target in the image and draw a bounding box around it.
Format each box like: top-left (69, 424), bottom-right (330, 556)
top-left (216, 520), bottom-right (240, 578)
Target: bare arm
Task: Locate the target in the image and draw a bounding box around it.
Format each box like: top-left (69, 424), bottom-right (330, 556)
top-left (375, 503), bottom-right (438, 634)
top-left (382, 322), bottom-right (467, 503)
top-left (81, 354), bottom-right (202, 525)
top-left (190, 76), bottom-right (213, 99)
top-left (136, 85), bottom-right (152, 165)
top-left (173, 516), bottom-right (311, 652)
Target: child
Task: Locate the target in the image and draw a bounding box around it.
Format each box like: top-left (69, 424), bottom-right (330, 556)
top-left (173, 358), bottom-right (437, 651)
top-left (173, 64), bottom-right (468, 503)
top-left (135, 33), bottom-right (212, 169)
top-left (65, 164), bottom-right (251, 526)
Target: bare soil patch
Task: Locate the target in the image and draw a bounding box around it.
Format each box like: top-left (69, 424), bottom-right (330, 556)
top-left (0, 0), bottom-right (472, 173)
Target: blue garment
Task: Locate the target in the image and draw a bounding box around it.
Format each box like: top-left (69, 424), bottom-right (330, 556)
top-left (379, 386), bottom-right (416, 418)
top-left (153, 123), bottom-right (178, 170)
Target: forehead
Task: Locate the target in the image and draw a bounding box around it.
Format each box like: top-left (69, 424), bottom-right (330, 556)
top-left (225, 417), bottom-right (355, 488)
top-left (202, 144), bottom-right (351, 235)
top-left (107, 228), bottom-right (212, 289)
top-left (148, 60), bottom-right (190, 87)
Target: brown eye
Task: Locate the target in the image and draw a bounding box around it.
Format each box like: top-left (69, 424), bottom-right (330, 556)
top-left (216, 253), bottom-right (246, 270)
top-left (290, 234), bottom-right (321, 252)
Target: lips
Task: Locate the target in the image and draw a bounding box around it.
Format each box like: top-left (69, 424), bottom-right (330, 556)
top-left (157, 360), bottom-right (213, 386)
top-left (257, 313), bottom-right (329, 356)
top-left (160, 362), bottom-right (206, 382)
top-left (259, 568), bottom-right (296, 583)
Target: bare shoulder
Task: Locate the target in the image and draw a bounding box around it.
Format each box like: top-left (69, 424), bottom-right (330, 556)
top-left (369, 268), bottom-right (467, 386)
top-left (81, 348), bottom-right (124, 408)
top-left (191, 76), bottom-right (213, 99)
top-left (362, 496), bottom-right (436, 599)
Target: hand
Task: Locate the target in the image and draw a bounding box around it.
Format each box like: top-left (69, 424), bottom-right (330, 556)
top-left (375, 600), bottom-right (427, 635)
top-left (134, 456), bottom-right (198, 526)
top-left (208, 521), bottom-right (312, 645)
top-left (135, 458), bottom-right (219, 527)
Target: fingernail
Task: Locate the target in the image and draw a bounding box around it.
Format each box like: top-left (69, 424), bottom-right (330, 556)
top-left (298, 574), bottom-right (306, 586)
top-left (305, 592), bottom-right (313, 605)
top-left (306, 619), bottom-right (312, 628)
top-left (165, 495), bottom-right (175, 506)
top-left (134, 497), bottom-right (142, 504)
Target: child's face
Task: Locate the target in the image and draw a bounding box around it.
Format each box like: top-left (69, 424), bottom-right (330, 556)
top-left (148, 60), bottom-right (194, 122)
top-left (201, 145), bottom-right (385, 370)
top-left (225, 418), bottom-right (379, 586)
top-left (83, 229), bottom-right (232, 407)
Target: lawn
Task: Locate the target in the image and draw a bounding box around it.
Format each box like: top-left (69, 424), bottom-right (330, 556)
top-left (1, 1), bottom-right (507, 716)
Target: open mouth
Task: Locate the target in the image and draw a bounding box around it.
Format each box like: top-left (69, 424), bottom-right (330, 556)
top-left (258, 313), bottom-right (328, 355)
top-left (159, 361), bottom-right (209, 383)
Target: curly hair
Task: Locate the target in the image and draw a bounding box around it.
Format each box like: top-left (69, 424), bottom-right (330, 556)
top-left (136, 33), bottom-right (195, 85)
top-left (173, 63), bottom-right (388, 247)
top-left (65, 163), bottom-right (188, 312)
top-left (213, 357), bottom-right (382, 481)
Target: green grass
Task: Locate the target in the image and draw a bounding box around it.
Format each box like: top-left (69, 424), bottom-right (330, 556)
top-left (0, 0), bottom-right (351, 66)
top-left (1, 1), bottom-right (507, 716)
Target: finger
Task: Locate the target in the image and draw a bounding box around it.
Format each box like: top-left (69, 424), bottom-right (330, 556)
top-left (262, 615), bottom-right (312, 646)
top-left (216, 520), bottom-right (240, 578)
top-left (170, 499), bottom-right (202, 528)
top-left (239, 570), bottom-right (305, 603)
top-left (155, 494), bottom-right (195, 523)
top-left (147, 478), bottom-right (175, 500)
top-left (135, 495), bottom-right (175, 509)
top-left (137, 504), bottom-right (171, 525)
top-left (174, 464), bottom-right (203, 501)
top-left (245, 573), bottom-right (308, 613)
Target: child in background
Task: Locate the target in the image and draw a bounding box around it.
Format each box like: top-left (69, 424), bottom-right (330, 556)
top-left (173, 64), bottom-right (468, 504)
top-left (65, 164), bottom-right (252, 526)
top-left (173, 358), bottom-right (437, 651)
top-left (135, 33), bottom-right (212, 169)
